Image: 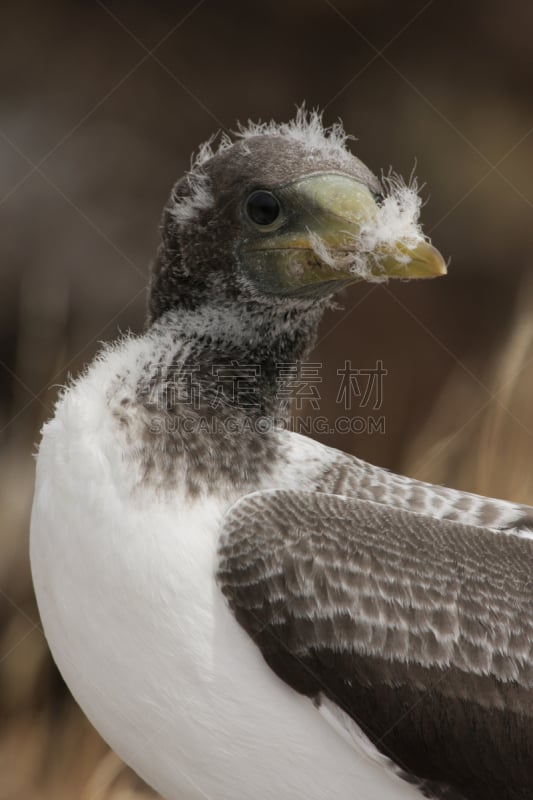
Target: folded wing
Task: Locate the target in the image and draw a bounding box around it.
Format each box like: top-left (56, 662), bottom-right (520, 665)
top-left (217, 489), bottom-right (533, 800)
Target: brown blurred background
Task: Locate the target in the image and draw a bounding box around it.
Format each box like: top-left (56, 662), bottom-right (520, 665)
top-left (1, 1), bottom-right (533, 797)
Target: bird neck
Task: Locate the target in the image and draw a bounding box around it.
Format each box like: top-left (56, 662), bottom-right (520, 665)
top-left (148, 300), bottom-right (324, 423)
top-left (136, 300), bottom-right (325, 496)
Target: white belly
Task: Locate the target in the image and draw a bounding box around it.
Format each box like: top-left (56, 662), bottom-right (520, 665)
top-left (30, 417), bottom-right (420, 800)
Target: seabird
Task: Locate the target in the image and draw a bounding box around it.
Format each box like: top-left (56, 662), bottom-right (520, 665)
top-left (31, 111), bottom-right (533, 800)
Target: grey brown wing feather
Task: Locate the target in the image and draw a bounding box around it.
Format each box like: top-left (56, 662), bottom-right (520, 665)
top-left (217, 489), bottom-right (533, 800)
top-left (306, 444), bottom-right (533, 534)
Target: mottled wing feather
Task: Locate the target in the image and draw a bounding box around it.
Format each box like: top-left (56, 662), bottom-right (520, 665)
top-left (311, 448), bottom-right (533, 533)
top-left (217, 489), bottom-right (533, 799)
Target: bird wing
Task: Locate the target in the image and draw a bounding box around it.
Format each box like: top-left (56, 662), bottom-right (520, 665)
top-left (296, 437), bottom-right (533, 534)
top-left (217, 489), bottom-right (533, 798)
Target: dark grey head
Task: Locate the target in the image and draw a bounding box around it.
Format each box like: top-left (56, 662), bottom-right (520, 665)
top-left (148, 111), bottom-right (445, 323)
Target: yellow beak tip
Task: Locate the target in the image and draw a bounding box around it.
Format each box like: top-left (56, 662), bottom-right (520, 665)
top-left (397, 242), bottom-right (448, 280)
top-left (423, 245), bottom-right (448, 278)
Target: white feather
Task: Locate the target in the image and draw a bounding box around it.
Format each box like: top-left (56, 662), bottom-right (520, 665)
top-left (168, 170), bottom-right (213, 227)
top-left (357, 173), bottom-right (426, 274)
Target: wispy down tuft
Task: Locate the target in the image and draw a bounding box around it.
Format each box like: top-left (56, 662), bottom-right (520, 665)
top-left (167, 171), bottom-right (214, 227)
top-left (192, 106), bottom-right (356, 168)
top-left (356, 171), bottom-right (427, 278)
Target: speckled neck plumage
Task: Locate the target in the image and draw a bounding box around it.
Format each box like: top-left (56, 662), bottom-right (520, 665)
top-left (148, 299), bottom-right (324, 413)
top-left (133, 300), bottom-right (324, 495)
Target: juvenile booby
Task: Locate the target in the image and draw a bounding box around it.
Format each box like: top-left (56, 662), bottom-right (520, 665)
top-left (31, 111), bottom-right (533, 800)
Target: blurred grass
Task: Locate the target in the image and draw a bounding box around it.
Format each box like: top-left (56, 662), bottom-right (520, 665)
top-left (405, 274), bottom-right (533, 505)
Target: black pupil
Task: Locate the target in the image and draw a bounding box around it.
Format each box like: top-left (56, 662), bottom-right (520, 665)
top-left (246, 191), bottom-right (280, 226)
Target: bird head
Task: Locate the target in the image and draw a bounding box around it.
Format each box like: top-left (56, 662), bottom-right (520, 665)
top-left (149, 110), bottom-right (446, 321)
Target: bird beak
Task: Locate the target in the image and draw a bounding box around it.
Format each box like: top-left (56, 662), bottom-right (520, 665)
top-left (241, 173), bottom-right (446, 297)
top-left (368, 239), bottom-right (447, 280)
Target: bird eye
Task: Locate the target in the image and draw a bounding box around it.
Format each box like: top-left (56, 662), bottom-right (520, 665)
top-left (245, 190), bottom-right (281, 227)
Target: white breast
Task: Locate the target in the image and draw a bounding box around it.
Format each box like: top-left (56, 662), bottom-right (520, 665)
top-left (30, 343), bottom-right (422, 800)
